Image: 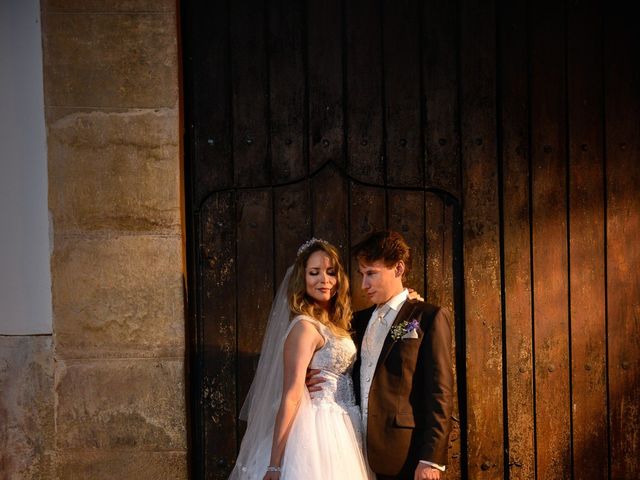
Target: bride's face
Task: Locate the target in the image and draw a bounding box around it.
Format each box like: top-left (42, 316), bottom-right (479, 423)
top-left (305, 250), bottom-right (338, 310)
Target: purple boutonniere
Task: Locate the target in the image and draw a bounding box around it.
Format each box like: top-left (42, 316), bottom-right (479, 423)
top-left (390, 318), bottom-right (420, 341)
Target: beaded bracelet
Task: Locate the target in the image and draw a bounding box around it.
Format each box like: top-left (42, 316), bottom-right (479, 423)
top-left (266, 466), bottom-right (281, 473)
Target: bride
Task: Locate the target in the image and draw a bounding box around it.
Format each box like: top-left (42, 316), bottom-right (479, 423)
top-left (229, 239), bottom-right (371, 480)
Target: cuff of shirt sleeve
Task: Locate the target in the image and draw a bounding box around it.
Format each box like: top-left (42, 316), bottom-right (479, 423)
top-left (419, 460), bottom-right (446, 472)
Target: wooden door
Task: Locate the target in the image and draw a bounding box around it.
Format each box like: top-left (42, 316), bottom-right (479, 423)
top-left (182, 0), bottom-right (640, 479)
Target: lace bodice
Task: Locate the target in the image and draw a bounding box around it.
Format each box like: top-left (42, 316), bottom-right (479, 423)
top-left (291, 315), bottom-right (358, 407)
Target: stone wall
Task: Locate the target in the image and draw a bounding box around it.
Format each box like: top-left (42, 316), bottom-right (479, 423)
top-left (0, 337), bottom-right (54, 478)
top-left (39, 0), bottom-right (184, 477)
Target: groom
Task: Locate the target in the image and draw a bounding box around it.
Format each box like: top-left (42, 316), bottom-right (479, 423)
top-left (312, 230), bottom-right (453, 479)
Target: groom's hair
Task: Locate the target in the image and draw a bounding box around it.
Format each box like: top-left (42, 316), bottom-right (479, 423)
top-left (352, 230), bottom-right (412, 279)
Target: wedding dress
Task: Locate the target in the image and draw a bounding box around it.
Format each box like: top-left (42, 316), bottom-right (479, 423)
top-left (230, 310), bottom-right (371, 479)
top-left (279, 315), bottom-right (370, 479)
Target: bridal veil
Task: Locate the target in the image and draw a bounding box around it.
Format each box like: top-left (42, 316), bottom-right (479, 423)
top-left (229, 266), bottom-right (310, 479)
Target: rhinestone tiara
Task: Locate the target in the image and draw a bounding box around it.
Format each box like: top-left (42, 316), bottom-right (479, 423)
top-left (296, 237), bottom-right (329, 257)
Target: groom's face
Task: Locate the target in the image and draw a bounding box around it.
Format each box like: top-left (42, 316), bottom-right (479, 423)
top-left (357, 259), bottom-right (405, 306)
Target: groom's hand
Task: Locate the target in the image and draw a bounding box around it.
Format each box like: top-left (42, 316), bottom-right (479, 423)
top-left (305, 368), bottom-right (325, 392)
top-left (414, 463), bottom-right (441, 480)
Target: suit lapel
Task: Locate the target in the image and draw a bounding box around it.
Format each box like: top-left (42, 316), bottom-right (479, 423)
top-left (373, 300), bottom-right (419, 377)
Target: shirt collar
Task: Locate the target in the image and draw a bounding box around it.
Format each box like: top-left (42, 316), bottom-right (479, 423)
top-left (377, 288), bottom-right (408, 312)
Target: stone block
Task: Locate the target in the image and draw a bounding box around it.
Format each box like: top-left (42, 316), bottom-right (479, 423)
top-left (42, 13), bottom-right (178, 108)
top-left (0, 336), bottom-right (54, 479)
top-left (55, 450), bottom-right (187, 479)
top-left (55, 358), bottom-right (186, 450)
top-left (47, 107), bottom-right (181, 234)
top-left (52, 235), bottom-right (184, 358)
top-left (43, 0), bottom-right (175, 13)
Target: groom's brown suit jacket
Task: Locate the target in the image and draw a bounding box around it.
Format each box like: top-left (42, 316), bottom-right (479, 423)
top-left (353, 299), bottom-right (454, 478)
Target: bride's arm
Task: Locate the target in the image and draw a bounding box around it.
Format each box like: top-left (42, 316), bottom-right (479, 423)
top-left (266, 320), bottom-right (323, 478)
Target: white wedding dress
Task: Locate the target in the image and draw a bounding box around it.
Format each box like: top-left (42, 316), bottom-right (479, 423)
top-left (231, 315), bottom-right (371, 480)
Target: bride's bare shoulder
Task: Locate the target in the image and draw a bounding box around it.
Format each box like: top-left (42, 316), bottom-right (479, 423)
top-left (287, 315), bottom-right (325, 346)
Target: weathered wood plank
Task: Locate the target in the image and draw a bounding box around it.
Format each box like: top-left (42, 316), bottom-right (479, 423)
top-left (345, 0), bottom-right (383, 184)
top-left (231, 0), bottom-right (269, 187)
top-left (567, 0), bottom-right (608, 477)
top-left (274, 182), bottom-right (311, 282)
top-left (530, 1), bottom-right (571, 477)
top-left (383, 0), bottom-right (422, 187)
top-left (269, 0), bottom-right (305, 183)
top-left (349, 183), bottom-right (386, 312)
top-left (388, 190), bottom-right (425, 296)
top-left (425, 197), bottom-right (443, 304)
top-left (425, 195), bottom-right (453, 310)
top-left (187, 0), bottom-right (233, 203)
top-left (459, 0), bottom-right (504, 477)
top-left (498, 0), bottom-right (534, 478)
top-left (605, 5), bottom-right (640, 479)
top-left (422, 1), bottom-right (462, 469)
top-left (425, 193), bottom-right (460, 476)
top-left (441, 202), bottom-right (459, 477)
top-left (199, 191), bottom-right (237, 478)
top-left (422, 3), bottom-right (462, 470)
top-left (423, 0), bottom-right (460, 197)
top-left (307, 0), bottom-right (344, 172)
top-left (312, 166), bottom-right (349, 262)
top-left (236, 190), bottom-right (274, 422)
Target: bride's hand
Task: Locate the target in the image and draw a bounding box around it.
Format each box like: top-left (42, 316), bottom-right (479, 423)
top-left (263, 472), bottom-right (280, 480)
top-left (407, 288), bottom-right (424, 302)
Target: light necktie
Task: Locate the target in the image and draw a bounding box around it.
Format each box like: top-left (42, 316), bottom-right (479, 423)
top-left (376, 304), bottom-right (391, 326)
top-left (365, 304), bottom-right (391, 352)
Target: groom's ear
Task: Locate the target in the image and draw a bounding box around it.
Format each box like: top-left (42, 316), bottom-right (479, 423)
top-left (394, 261), bottom-right (405, 278)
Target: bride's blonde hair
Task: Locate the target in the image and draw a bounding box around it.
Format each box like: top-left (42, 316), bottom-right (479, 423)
top-left (288, 240), bottom-right (352, 337)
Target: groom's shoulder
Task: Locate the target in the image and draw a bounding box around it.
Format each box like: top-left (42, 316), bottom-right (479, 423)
top-left (409, 299), bottom-right (448, 318)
